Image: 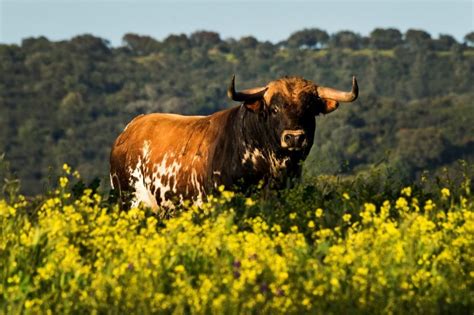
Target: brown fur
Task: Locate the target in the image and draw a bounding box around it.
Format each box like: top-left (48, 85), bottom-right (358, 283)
top-left (111, 113), bottom-right (217, 207)
top-left (264, 77), bottom-right (317, 106)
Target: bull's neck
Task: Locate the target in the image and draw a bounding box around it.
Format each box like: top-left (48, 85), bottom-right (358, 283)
top-left (210, 105), bottom-right (299, 189)
top-left (211, 105), bottom-right (276, 173)
top-left (238, 105), bottom-right (280, 153)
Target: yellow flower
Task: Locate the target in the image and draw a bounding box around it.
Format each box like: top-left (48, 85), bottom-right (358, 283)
top-left (174, 265), bottom-right (185, 273)
top-left (400, 281), bottom-right (411, 290)
top-left (62, 163), bottom-right (71, 174)
top-left (401, 186), bottom-right (412, 197)
top-left (245, 198), bottom-right (255, 206)
top-left (364, 203), bottom-right (376, 213)
top-left (9, 205), bottom-right (16, 217)
top-left (271, 224), bottom-right (281, 232)
top-left (2, 160), bottom-right (473, 312)
top-left (59, 176), bottom-right (69, 188)
top-left (37, 262), bottom-right (55, 281)
top-left (424, 200), bottom-right (435, 212)
top-left (24, 300), bottom-right (34, 309)
top-left (221, 190), bottom-right (234, 201)
top-left (342, 192), bottom-right (350, 200)
top-left (7, 275), bottom-right (20, 284)
top-left (396, 197), bottom-right (408, 211)
top-left (277, 271), bottom-right (289, 281)
top-left (441, 188), bottom-right (450, 199)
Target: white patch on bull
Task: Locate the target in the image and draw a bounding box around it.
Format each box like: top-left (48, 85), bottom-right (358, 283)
top-left (241, 147), bottom-right (264, 167)
top-left (213, 171), bottom-right (221, 176)
top-left (151, 154), bottom-right (182, 209)
top-left (128, 141), bottom-right (185, 211)
top-left (190, 168), bottom-right (204, 206)
top-left (129, 141), bottom-right (159, 210)
top-left (268, 152), bottom-right (289, 177)
top-left (241, 145), bottom-right (289, 177)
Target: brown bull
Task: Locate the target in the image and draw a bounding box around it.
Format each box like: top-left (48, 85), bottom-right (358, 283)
top-left (110, 75), bottom-right (358, 210)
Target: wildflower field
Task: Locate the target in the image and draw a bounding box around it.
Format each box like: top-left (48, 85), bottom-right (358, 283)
top-left (1, 164), bottom-right (473, 314)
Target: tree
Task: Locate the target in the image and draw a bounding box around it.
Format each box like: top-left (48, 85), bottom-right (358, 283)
top-left (329, 31), bottom-right (362, 49)
top-left (433, 34), bottom-right (457, 50)
top-left (464, 31), bottom-right (474, 47)
top-left (286, 28), bottom-right (329, 49)
top-left (395, 127), bottom-right (446, 170)
top-left (21, 36), bottom-right (51, 52)
top-left (369, 28), bottom-right (403, 49)
top-left (405, 29), bottom-right (432, 49)
top-left (162, 34), bottom-right (190, 54)
top-left (70, 34), bottom-right (111, 56)
top-left (122, 33), bottom-right (160, 55)
top-left (190, 31), bottom-right (221, 48)
top-left (238, 36), bottom-right (258, 49)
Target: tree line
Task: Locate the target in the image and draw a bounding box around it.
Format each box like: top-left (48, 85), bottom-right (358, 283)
top-left (1, 27), bottom-right (473, 195)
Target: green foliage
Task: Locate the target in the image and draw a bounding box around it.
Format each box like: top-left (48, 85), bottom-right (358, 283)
top-left (1, 28), bottom-right (474, 195)
top-left (286, 28), bottom-right (329, 49)
top-left (465, 31), bottom-right (474, 47)
top-left (405, 29), bottom-right (432, 49)
top-left (329, 30), bottom-right (362, 49)
top-left (369, 28), bottom-right (403, 49)
top-left (0, 154), bottom-right (20, 202)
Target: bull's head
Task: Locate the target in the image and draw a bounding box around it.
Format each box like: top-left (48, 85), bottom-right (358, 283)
top-left (228, 75), bottom-right (358, 153)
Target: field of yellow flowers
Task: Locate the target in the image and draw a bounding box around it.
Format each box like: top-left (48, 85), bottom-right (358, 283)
top-left (1, 164), bottom-right (473, 314)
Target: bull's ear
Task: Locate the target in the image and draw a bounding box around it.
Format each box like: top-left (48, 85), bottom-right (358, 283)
top-left (244, 99), bottom-right (264, 112)
top-left (319, 98), bottom-right (339, 115)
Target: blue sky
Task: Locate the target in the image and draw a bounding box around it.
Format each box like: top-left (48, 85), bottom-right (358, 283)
top-left (1, 0), bottom-right (472, 46)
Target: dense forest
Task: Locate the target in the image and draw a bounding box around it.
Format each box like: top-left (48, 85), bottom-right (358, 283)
top-left (1, 28), bottom-right (474, 195)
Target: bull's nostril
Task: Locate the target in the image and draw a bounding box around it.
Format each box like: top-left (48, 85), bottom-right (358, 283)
top-left (282, 130), bottom-right (306, 149)
top-left (298, 134), bottom-right (305, 144)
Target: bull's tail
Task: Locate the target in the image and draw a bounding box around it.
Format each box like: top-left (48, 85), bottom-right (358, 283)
top-left (110, 172), bottom-right (128, 210)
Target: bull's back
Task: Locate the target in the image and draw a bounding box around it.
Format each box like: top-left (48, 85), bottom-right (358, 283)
top-left (110, 112), bottom-right (218, 209)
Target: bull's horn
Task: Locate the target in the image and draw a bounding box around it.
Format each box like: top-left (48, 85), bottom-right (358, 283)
top-left (227, 75), bottom-right (268, 102)
top-left (317, 76), bottom-right (358, 102)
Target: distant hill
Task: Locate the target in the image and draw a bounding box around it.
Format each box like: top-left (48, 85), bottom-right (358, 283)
top-left (1, 28), bottom-right (473, 195)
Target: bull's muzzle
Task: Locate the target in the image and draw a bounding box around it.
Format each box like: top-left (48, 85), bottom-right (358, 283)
top-left (281, 130), bottom-right (307, 151)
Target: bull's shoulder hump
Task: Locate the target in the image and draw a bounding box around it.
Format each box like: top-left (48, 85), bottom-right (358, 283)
top-left (121, 113), bottom-right (206, 134)
top-left (118, 108), bottom-right (236, 142)
top-left (126, 113), bottom-right (207, 127)
top-left (126, 107), bottom-right (237, 127)
top-left (146, 113), bottom-right (206, 122)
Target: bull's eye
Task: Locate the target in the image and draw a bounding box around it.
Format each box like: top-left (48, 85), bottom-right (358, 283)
top-left (271, 106), bottom-right (279, 115)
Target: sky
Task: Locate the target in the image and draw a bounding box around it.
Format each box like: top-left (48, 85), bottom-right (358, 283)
top-left (0, 0), bottom-right (473, 46)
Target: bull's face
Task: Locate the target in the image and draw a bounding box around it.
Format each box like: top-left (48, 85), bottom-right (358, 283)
top-left (264, 80), bottom-right (319, 153)
top-left (228, 75), bottom-right (358, 155)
